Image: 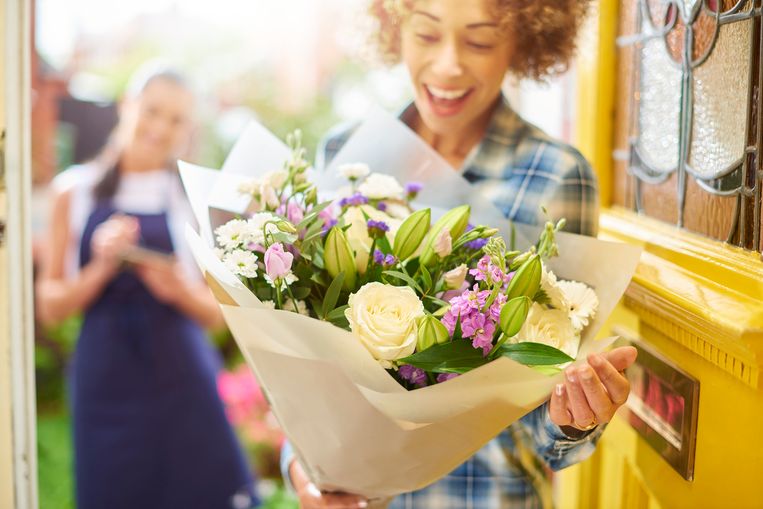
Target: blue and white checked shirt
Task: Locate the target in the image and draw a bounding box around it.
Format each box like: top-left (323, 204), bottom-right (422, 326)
top-left (282, 96), bottom-right (602, 508)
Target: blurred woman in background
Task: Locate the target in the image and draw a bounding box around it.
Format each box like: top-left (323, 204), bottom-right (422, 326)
top-left (36, 62), bottom-right (258, 509)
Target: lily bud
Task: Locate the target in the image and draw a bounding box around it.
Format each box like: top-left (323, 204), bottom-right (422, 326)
top-left (417, 314), bottom-right (450, 352)
top-left (420, 205), bottom-right (470, 267)
top-left (393, 208), bottom-right (431, 261)
top-left (499, 296), bottom-right (532, 338)
top-left (276, 221), bottom-right (297, 234)
top-left (304, 187), bottom-right (318, 206)
top-left (506, 254), bottom-right (542, 300)
top-left (324, 227), bottom-right (357, 290)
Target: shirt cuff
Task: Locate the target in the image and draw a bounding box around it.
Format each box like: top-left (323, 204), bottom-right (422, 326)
top-left (279, 440), bottom-right (297, 494)
top-left (542, 405), bottom-right (602, 447)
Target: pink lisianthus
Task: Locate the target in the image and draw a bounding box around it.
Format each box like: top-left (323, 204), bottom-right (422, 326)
top-left (264, 242), bottom-right (294, 280)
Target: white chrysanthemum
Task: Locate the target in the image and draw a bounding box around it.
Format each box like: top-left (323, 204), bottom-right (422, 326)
top-left (215, 219), bottom-right (256, 250)
top-left (357, 173), bottom-right (404, 200)
top-left (213, 247), bottom-right (226, 260)
top-left (260, 300), bottom-right (277, 310)
top-left (264, 272), bottom-right (298, 290)
top-left (516, 303), bottom-right (579, 358)
top-left (247, 212), bottom-right (281, 246)
top-left (338, 163), bottom-right (371, 180)
top-left (541, 264), bottom-right (569, 311)
top-left (223, 249), bottom-right (259, 278)
top-left (284, 299), bottom-right (310, 316)
top-left (557, 280), bottom-right (598, 332)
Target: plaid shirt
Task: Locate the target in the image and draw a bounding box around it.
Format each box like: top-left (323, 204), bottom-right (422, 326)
top-left (282, 96), bottom-right (602, 508)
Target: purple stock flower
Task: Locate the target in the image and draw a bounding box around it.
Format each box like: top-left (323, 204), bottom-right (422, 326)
top-left (470, 255), bottom-right (510, 286)
top-left (399, 365), bottom-right (427, 387)
top-left (405, 182), bottom-right (423, 198)
top-left (437, 373), bottom-right (459, 383)
top-left (471, 320), bottom-right (496, 356)
top-left (338, 193), bottom-right (369, 208)
top-left (465, 238), bottom-right (489, 250)
top-left (376, 201), bottom-right (387, 212)
top-left (367, 219), bottom-right (390, 239)
top-left (321, 218), bottom-right (338, 236)
top-left (373, 249), bottom-right (398, 267)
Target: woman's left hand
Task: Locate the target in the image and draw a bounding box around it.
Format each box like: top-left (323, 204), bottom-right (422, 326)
top-left (135, 261), bottom-right (188, 305)
top-left (549, 346), bottom-right (637, 432)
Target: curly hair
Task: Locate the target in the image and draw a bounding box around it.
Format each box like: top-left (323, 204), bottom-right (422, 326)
top-left (369, 0), bottom-right (591, 82)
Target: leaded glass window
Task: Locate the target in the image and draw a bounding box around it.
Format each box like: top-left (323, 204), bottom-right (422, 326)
top-left (614, 0), bottom-right (762, 252)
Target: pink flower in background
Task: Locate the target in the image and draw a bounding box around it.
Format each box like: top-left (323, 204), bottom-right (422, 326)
top-left (217, 364), bottom-right (284, 449)
top-left (264, 242), bottom-right (293, 280)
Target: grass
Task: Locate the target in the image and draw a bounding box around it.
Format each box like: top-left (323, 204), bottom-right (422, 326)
top-left (37, 412), bottom-right (74, 509)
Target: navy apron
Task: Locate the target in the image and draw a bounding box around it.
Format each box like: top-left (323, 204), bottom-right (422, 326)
top-left (71, 199), bottom-right (258, 509)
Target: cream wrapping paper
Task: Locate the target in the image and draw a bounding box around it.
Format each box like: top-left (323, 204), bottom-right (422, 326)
top-left (179, 111), bottom-right (642, 499)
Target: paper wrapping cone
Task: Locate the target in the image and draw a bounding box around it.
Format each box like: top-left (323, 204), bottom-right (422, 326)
top-left (178, 111), bottom-right (643, 497)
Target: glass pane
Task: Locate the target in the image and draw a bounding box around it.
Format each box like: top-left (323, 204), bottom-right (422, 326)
top-left (637, 38), bottom-right (682, 173)
top-left (689, 20), bottom-right (751, 179)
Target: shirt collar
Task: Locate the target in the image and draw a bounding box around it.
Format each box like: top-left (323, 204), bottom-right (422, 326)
top-left (397, 94), bottom-right (526, 170)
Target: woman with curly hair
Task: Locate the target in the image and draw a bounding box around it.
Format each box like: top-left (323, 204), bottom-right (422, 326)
top-left (283, 1), bottom-right (636, 507)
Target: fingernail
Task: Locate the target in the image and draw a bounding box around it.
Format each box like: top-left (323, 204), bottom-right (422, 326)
top-left (555, 383), bottom-right (564, 397)
top-left (589, 353), bottom-right (604, 368)
top-left (580, 367), bottom-right (594, 381)
top-left (358, 502), bottom-right (368, 508)
top-left (565, 369), bottom-right (577, 383)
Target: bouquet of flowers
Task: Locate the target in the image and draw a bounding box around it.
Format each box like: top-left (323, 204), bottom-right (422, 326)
top-left (211, 130), bottom-right (598, 389)
top-left (179, 110), bottom-right (641, 501)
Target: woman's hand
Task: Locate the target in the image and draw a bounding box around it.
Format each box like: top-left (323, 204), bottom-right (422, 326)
top-left (134, 261), bottom-right (188, 305)
top-left (90, 214), bottom-right (140, 272)
top-left (549, 346), bottom-right (637, 432)
top-left (289, 460), bottom-right (367, 509)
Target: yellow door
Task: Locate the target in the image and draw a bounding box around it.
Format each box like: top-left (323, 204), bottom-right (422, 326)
top-left (1, 0), bottom-right (38, 506)
top-left (557, 1), bottom-right (763, 509)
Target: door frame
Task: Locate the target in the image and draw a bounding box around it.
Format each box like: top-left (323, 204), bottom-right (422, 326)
top-left (1, 0), bottom-right (38, 506)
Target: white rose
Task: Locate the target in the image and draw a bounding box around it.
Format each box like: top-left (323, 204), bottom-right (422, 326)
top-left (345, 282), bottom-right (425, 368)
top-left (357, 173), bottom-right (404, 200)
top-left (343, 205), bottom-right (401, 274)
top-left (516, 303), bottom-right (579, 358)
top-left (338, 163), bottom-right (371, 180)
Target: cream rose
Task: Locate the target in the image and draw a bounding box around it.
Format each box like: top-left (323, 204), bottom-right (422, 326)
top-left (515, 303), bottom-right (579, 358)
top-left (345, 282), bottom-right (425, 368)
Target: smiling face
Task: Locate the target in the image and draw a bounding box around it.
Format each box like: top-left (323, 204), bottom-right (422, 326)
top-left (400, 0), bottom-right (513, 139)
top-left (119, 77), bottom-right (194, 168)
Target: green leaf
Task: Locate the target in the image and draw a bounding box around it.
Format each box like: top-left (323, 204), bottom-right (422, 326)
top-left (423, 295), bottom-right (450, 308)
top-left (499, 296), bottom-right (532, 337)
top-left (399, 340), bottom-right (488, 374)
top-left (296, 201), bottom-right (332, 231)
top-left (421, 265), bottom-right (433, 293)
top-left (452, 313), bottom-right (463, 341)
top-left (376, 236), bottom-right (393, 255)
top-left (291, 286), bottom-right (311, 301)
top-left (326, 305), bottom-right (349, 322)
top-left (500, 342), bottom-right (574, 366)
top-left (382, 270), bottom-right (424, 294)
top-left (322, 272), bottom-right (345, 319)
top-left (533, 288), bottom-right (551, 305)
